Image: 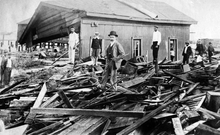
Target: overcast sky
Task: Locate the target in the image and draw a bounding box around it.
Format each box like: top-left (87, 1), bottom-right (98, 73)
top-left (0, 0), bottom-right (220, 40)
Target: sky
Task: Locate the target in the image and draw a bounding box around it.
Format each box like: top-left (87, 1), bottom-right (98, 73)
top-left (0, 0), bottom-right (220, 40)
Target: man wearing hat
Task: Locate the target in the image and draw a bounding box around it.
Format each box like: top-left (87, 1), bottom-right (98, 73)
top-left (182, 41), bottom-right (192, 64)
top-left (91, 32), bottom-right (102, 66)
top-left (207, 42), bottom-right (215, 63)
top-left (68, 27), bottom-right (79, 64)
top-left (101, 31), bottom-right (125, 90)
top-left (151, 25), bottom-right (161, 64)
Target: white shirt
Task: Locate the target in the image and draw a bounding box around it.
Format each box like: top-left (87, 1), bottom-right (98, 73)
top-left (110, 41), bottom-right (115, 47)
top-left (184, 45), bottom-right (189, 54)
top-left (170, 50), bottom-right (175, 56)
top-left (152, 31), bottom-right (161, 45)
top-left (6, 58), bottom-right (12, 68)
top-left (69, 32), bottom-right (79, 48)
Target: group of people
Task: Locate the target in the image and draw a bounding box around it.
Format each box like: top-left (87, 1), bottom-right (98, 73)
top-left (182, 39), bottom-right (215, 65)
top-left (67, 25), bottom-right (215, 91)
top-left (0, 52), bottom-right (13, 87)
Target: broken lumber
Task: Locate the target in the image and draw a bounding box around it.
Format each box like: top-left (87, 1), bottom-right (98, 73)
top-left (162, 70), bottom-right (194, 84)
top-left (30, 108), bottom-right (145, 118)
top-left (58, 90), bottom-right (74, 108)
top-left (195, 124), bottom-right (220, 135)
top-left (25, 83), bottom-right (47, 124)
top-left (116, 100), bottom-right (175, 135)
top-left (0, 79), bottom-right (26, 94)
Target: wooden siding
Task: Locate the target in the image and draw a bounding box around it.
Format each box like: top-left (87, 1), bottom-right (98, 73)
top-left (80, 17), bottom-right (190, 61)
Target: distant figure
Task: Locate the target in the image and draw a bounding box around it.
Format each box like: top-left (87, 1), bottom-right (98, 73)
top-left (151, 25), bottom-right (161, 64)
top-left (170, 47), bottom-right (175, 61)
top-left (4, 53), bottom-right (13, 86)
top-left (207, 42), bottom-right (215, 63)
top-left (101, 31), bottom-right (125, 90)
top-left (182, 41), bottom-right (192, 64)
top-left (195, 39), bottom-right (206, 56)
top-left (91, 32), bottom-right (102, 66)
top-left (0, 52), bottom-right (7, 86)
top-left (68, 27), bottom-right (79, 64)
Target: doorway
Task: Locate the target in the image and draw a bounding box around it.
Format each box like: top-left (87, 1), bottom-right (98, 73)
top-left (168, 38), bottom-right (178, 61)
top-left (131, 37), bottom-right (143, 58)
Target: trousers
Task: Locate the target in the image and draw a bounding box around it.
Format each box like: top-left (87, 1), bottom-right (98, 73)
top-left (152, 41), bottom-right (159, 62)
top-left (101, 60), bottom-right (117, 90)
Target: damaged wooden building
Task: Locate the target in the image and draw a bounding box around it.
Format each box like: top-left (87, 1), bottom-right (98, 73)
top-left (18, 0), bottom-right (197, 61)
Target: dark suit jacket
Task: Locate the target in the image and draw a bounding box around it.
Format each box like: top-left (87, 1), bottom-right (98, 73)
top-left (182, 46), bottom-right (192, 57)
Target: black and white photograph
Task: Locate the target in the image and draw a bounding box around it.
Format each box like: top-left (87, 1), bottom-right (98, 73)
top-left (0, 0), bottom-right (220, 134)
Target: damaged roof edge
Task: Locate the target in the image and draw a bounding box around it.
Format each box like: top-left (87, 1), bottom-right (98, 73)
top-left (86, 12), bottom-right (197, 25)
top-left (18, 2), bottom-right (73, 44)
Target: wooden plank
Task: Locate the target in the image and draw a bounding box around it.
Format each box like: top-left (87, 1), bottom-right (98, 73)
top-left (40, 93), bottom-right (59, 108)
top-left (162, 70), bottom-right (194, 84)
top-left (3, 124), bottom-right (29, 135)
top-left (31, 108), bottom-right (145, 118)
top-left (28, 120), bottom-right (63, 135)
top-left (33, 83), bottom-right (47, 108)
top-left (197, 107), bottom-right (220, 119)
top-left (195, 124), bottom-right (220, 135)
top-left (0, 79), bottom-right (26, 94)
top-left (172, 117), bottom-right (184, 135)
top-left (120, 77), bottom-right (145, 88)
top-left (184, 120), bottom-right (206, 134)
top-left (25, 83), bottom-right (47, 124)
top-left (116, 100), bottom-right (175, 135)
top-left (58, 90), bottom-right (74, 108)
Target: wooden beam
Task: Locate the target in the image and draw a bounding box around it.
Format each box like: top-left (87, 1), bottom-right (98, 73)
top-left (195, 124), bottom-right (220, 135)
top-left (162, 70), bottom-right (194, 84)
top-left (40, 93), bottom-right (59, 108)
top-left (116, 100), bottom-right (175, 135)
top-left (25, 83), bottom-right (48, 124)
top-left (58, 90), bottom-right (74, 108)
top-left (0, 79), bottom-right (26, 94)
top-left (197, 107), bottom-right (220, 119)
top-left (30, 108), bottom-right (145, 118)
top-left (172, 117), bottom-right (184, 135)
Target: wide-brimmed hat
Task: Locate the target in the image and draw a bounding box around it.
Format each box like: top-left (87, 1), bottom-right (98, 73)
top-left (108, 31), bottom-right (118, 37)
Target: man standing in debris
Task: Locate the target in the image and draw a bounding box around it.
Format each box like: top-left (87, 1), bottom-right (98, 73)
top-left (68, 27), bottom-right (79, 64)
top-left (151, 25), bottom-right (161, 64)
top-left (195, 39), bottom-right (206, 56)
top-left (207, 42), bottom-right (215, 63)
top-left (182, 41), bottom-right (192, 64)
top-left (0, 52), bottom-right (7, 87)
top-left (91, 32), bottom-right (102, 66)
top-left (4, 53), bottom-right (13, 86)
top-left (101, 31), bottom-right (125, 90)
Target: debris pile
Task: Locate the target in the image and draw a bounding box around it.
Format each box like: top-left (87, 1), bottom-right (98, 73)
top-left (1, 55), bottom-right (220, 135)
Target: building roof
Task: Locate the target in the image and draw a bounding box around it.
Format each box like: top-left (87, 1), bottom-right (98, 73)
top-left (19, 0), bottom-right (197, 44)
top-left (17, 18), bottom-right (31, 25)
top-left (44, 0), bottom-right (197, 24)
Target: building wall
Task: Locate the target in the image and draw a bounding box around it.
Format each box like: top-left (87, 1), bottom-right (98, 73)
top-left (80, 17), bottom-right (190, 61)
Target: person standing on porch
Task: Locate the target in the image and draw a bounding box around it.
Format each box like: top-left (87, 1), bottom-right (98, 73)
top-left (101, 31), bottom-right (125, 90)
top-left (91, 32), bottom-right (102, 66)
top-left (68, 27), bottom-right (79, 64)
top-left (151, 25), bottom-right (161, 64)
